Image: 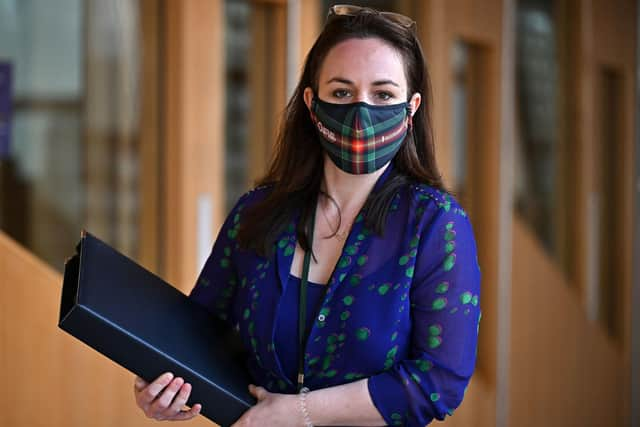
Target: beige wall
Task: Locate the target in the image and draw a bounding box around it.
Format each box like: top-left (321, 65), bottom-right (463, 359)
top-left (510, 217), bottom-right (627, 427)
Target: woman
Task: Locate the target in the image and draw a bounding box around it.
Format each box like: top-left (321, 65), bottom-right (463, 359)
top-left (134, 5), bottom-right (481, 426)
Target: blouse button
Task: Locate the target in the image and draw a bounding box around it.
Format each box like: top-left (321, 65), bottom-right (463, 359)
top-left (318, 314), bottom-right (326, 322)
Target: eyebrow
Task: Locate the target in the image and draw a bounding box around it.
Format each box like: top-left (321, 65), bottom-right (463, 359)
top-left (372, 79), bottom-right (400, 88)
top-left (326, 77), bottom-right (353, 85)
top-left (326, 77), bottom-right (400, 88)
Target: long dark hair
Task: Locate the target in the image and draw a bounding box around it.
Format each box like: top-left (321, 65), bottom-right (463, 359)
top-left (238, 8), bottom-right (445, 257)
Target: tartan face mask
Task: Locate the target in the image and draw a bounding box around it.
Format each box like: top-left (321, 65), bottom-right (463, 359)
top-left (310, 97), bottom-right (412, 175)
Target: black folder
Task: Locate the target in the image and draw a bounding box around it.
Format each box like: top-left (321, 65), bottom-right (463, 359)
top-left (58, 231), bottom-right (255, 426)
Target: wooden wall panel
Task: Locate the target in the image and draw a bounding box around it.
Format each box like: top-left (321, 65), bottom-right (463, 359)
top-left (248, 2), bottom-right (288, 184)
top-left (299, 0), bottom-right (321, 72)
top-left (419, 0), bottom-right (502, 394)
top-left (421, 0), bottom-right (502, 183)
top-left (509, 217), bottom-right (625, 427)
top-left (247, 0), bottom-right (319, 185)
top-left (578, 0), bottom-right (636, 421)
top-left (164, 0), bottom-right (225, 292)
top-left (439, 378), bottom-right (496, 427)
top-left (507, 0), bottom-right (635, 424)
top-left (138, 0), bottom-right (162, 274)
top-left (592, 0), bottom-right (637, 67)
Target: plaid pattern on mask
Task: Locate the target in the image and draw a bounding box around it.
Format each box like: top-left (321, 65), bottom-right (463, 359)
top-left (311, 98), bottom-right (410, 174)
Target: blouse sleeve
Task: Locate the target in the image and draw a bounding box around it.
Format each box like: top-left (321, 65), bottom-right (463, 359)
top-left (367, 206), bottom-right (482, 426)
top-left (188, 193), bottom-right (248, 324)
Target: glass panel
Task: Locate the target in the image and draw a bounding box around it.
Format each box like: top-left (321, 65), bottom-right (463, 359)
top-left (451, 41), bottom-right (470, 198)
top-left (225, 0), bottom-right (251, 211)
top-left (0, 0), bottom-right (161, 271)
top-left (0, 0), bottom-right (84, 268)
top-left (515, 0), bottom-right (568, 268)
top-left (84, 0), bottom-right (141, 258)
top-left (450, 39), bottom-right (488, 219)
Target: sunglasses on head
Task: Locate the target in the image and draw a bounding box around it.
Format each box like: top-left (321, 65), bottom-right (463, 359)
top-left (327, 4), bottom-right (417, 32)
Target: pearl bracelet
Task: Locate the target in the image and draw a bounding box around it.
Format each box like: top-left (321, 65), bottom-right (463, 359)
top-left (298, 387), bottom-right (314, 427)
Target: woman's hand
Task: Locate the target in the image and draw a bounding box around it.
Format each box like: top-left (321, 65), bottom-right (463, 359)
top-left (231, 384), bottom-right (300, 427)
top-left (133, 372), bottom-right (202, 421)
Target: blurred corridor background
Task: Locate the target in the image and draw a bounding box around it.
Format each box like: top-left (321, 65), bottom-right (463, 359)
top-left (0, 0), bottom-right (638, 426)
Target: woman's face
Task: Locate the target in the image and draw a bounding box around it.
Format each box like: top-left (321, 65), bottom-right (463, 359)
top-left (304, 37), bottom-right (421, 112)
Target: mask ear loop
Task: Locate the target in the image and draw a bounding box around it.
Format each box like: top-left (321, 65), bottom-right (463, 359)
top-left (406, 105), bottom-right (417, 149)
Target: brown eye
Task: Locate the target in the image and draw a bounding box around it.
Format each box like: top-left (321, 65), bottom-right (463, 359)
top-left (333, 89), bottom-right (351, 99)
top-left (376, 91), bottom-right (394, 101)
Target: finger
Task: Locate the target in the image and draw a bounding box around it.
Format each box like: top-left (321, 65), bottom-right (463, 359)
top-left (249, 384), bottom-right (268, 401)
top-left (171, 403), bottom-right (202, 421)
top-left (150, 377), bottom-right (184, 415)
top-left (164, 382), bottom-right (192, 417)
top-left (134, 376), bottom-right (148, 392)
top-left (138, 372), bottom-right (174, 405)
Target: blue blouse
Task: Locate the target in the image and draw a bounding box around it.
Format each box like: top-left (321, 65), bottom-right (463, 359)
top-left (274, 275), bottom-right (327, 384)
top-left (189, 167), bottom-right (482, 426)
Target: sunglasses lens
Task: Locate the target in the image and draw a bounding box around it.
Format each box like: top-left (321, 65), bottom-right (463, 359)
top-left (331, 5), bottom-right (360, 15)
top-left (383, 12), bottom-right (414, 27)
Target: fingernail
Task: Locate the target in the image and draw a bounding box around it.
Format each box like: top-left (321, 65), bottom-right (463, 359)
top-left (135, 377), bottom-right (145, 387)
